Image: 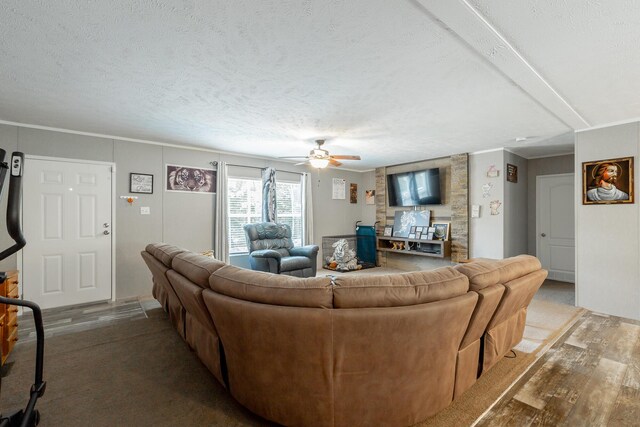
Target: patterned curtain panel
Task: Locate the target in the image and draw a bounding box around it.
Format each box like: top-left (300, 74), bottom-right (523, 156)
top-left (214, 162), bottom-right (229, 263)
top-left (302, 173), bottom-right (314, 246)
top-left (262, 167), bottom-right (277, 222)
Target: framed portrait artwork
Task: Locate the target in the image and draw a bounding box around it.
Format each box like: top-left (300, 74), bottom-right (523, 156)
top-left (432, 222), bottom-right (450, 241)
top-left (365, 190), bottom-right (375, 205)
top-left (130, 173), bottom-right (153, 194)
top-left (383, 226), bottom-right (393, 237)
top-left (582, 157), bottom-right (634, 205)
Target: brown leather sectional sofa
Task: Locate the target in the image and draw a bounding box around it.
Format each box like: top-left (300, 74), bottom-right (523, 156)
top-left (141, 243), bottom-right (547, 426)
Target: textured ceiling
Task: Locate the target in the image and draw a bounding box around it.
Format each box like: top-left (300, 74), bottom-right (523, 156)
top-left (470, 0), bottom-right (640, 126)
top-left (1, 1), bottom-right (629, 168)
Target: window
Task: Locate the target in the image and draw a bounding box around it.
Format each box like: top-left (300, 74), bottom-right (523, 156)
top-left (276, 181), bottom-right (303, 248)
top-left (227, 177), bottom-right (303, 254)
top-left (228, 178), bottom-right (263, 254)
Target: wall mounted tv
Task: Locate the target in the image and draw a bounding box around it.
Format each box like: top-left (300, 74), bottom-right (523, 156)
top-left (387, 168), bottom-right (442, 207)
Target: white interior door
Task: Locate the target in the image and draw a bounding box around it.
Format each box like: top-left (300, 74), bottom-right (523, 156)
top-left (22, 157), bottom-right (113, 309)
top-left (537, 173), bottom-right (575, 283)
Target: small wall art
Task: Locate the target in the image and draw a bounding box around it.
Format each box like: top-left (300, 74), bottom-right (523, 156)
top-left (166, 165), bottom-right (216, 193)
top-left (582, 157), bottom-right (634, 205)
top-left (383, 225), bottom-right (393, 237)
top-left (487, 165), bottom-right (499, 178)
top-left (332, 178), bottom-right (346, 199)
top-left (506, 163), bottom-right (518, 183)
top-left (365, 189), bottom-right (375, 205)
top-left (350, 183), bottom-right (358, 204)
top-left (130, 173), bottom-right (153, 194)
top-left (482, 182), bottom-right (494, 198)
top-left (490, 200), bottom-right (502, 215)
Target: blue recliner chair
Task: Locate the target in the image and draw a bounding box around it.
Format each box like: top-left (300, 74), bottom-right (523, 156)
top-left (243, 222), bottom-right (319, 277)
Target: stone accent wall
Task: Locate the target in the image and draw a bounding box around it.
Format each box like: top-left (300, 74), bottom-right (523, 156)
top-left (375, 167), bottom-right (387, 266)
top-left (450, 153), bottom-right (469, 262)
top-left (374, 155), bottom-right (469, 267)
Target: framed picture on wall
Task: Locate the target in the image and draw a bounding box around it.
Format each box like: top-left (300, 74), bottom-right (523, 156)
top-left (130, 173), bottom-right (153, 194)
top-left (166, 164), bottom-right (217, 193)
top-left (582, 157), bottom-right (634, 205)
top-left (506, 163), bottom-right (518, 183)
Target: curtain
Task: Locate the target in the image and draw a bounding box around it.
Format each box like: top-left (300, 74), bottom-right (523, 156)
top-left (262, 166), bottom-right (277, 222)
top-left (214, 161), bottom-right (230, 263)
top-left (302, 173), bottom-right (314, 246)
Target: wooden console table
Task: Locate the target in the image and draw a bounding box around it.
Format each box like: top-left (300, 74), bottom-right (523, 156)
top-left (0, 270), bottom-right (19, 365)
top-left (376, 236), bottom-right (451, 259)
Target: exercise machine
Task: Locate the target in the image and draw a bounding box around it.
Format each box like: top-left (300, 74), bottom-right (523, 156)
top-left (0, 149), bottom-right (46, 427)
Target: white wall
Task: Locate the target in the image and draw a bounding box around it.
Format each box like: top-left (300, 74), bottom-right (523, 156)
top-left (503, 151), bottom-right (528, 257)
top-left (469, 150), bottom-right (504, 258)
top-left (575, 122), bottom-right (640, 320)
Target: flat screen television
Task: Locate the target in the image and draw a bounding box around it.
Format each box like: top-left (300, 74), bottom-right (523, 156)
top-left (387, 168), bottom-right (442, 206)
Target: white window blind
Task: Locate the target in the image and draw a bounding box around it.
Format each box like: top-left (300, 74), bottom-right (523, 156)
top-left (227, 177), bottom-right (303, 254)
top-left (228, 178), bottom-right (262, 254)
top-left (276, 181), bottom-right (303, 247)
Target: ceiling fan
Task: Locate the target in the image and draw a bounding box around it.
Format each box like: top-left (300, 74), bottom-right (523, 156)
top-left (279, 140), bottom-right (361, 168)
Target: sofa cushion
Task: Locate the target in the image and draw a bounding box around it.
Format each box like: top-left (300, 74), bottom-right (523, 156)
top-left (280, 256), bottom-right (312, 272)
top-left (453, 261), bottom-right (501, 290)
top-left (209, 265), bottom-right (333, 308)
top-left (146, 243), bottom-right (186, 268)
top-left (454, 255), bottom-right (541, 291)
top-left (494, 255), bottom-right (542, 284)
top-left (332, 267), bottom-right (469, 309)
top-left (172, 252), bottom-right (226, 288)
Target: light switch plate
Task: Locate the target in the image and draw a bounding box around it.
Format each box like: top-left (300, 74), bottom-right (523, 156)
top-left (140, 206), bottom-right (150, 215)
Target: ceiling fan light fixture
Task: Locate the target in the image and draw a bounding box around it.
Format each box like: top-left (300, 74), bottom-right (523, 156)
top-left (309, 158), bottom-right (330, 168)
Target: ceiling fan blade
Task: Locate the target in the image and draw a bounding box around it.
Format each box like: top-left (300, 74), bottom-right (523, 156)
top-left (331, 155), bottom-right (361, 160)
top-left (295, 161), bottom-right (310, 166)
top-left (278, 156), bottom-right (310, 159)
top-left (329, 159), bottom-right (343, 167)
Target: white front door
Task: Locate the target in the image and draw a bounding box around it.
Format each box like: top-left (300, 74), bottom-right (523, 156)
top-left (22, 157), bottom-right (113, 309)
top-left (537, 173), bottom-right (575, 283)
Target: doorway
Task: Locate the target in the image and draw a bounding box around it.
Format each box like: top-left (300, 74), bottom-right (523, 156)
top-left (21, 156), bottom-right (114, 309)
top-left (536, 173), bottom-right (575, 305)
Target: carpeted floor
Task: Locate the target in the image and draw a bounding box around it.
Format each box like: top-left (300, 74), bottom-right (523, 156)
top-left (0, 296), bottom-right (584, 427)
top-left (533, 279), bottom-right (575, 306)
top-left (1, 308), bottom-right (273, 426)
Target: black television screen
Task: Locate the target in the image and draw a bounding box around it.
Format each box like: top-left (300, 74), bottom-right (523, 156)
top-left (387, 168), bottom-right (442, 206)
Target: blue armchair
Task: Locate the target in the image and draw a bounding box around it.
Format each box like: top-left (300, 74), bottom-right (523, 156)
top-left (243, 222), bottom-right (319, 277)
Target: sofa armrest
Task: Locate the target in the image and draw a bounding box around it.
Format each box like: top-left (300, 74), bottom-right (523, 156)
top-left (250, 249), bottom-right (283, 260)
top-left (289, 245), bottom-right (319, 258)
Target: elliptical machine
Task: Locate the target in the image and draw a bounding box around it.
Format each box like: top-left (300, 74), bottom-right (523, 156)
top-left (0, 149), bottom-right (46, 427)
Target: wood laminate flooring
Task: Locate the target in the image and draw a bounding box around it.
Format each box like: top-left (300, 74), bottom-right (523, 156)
top-left (477, 311), bottom-right (640, 426)
top-left (16, 297), bottom-right (159, 344)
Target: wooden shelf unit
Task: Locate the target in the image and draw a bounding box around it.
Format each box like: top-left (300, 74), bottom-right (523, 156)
top-left (376, 236), bottom-right (451, 259)
top-left (1, 270), bottom-right (19, 365)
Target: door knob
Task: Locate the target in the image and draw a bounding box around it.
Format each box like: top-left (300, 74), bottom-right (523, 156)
top-left (103, 230), bottom-right (111, 235)
top-left (540, 233), bottom-right (546, 237)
